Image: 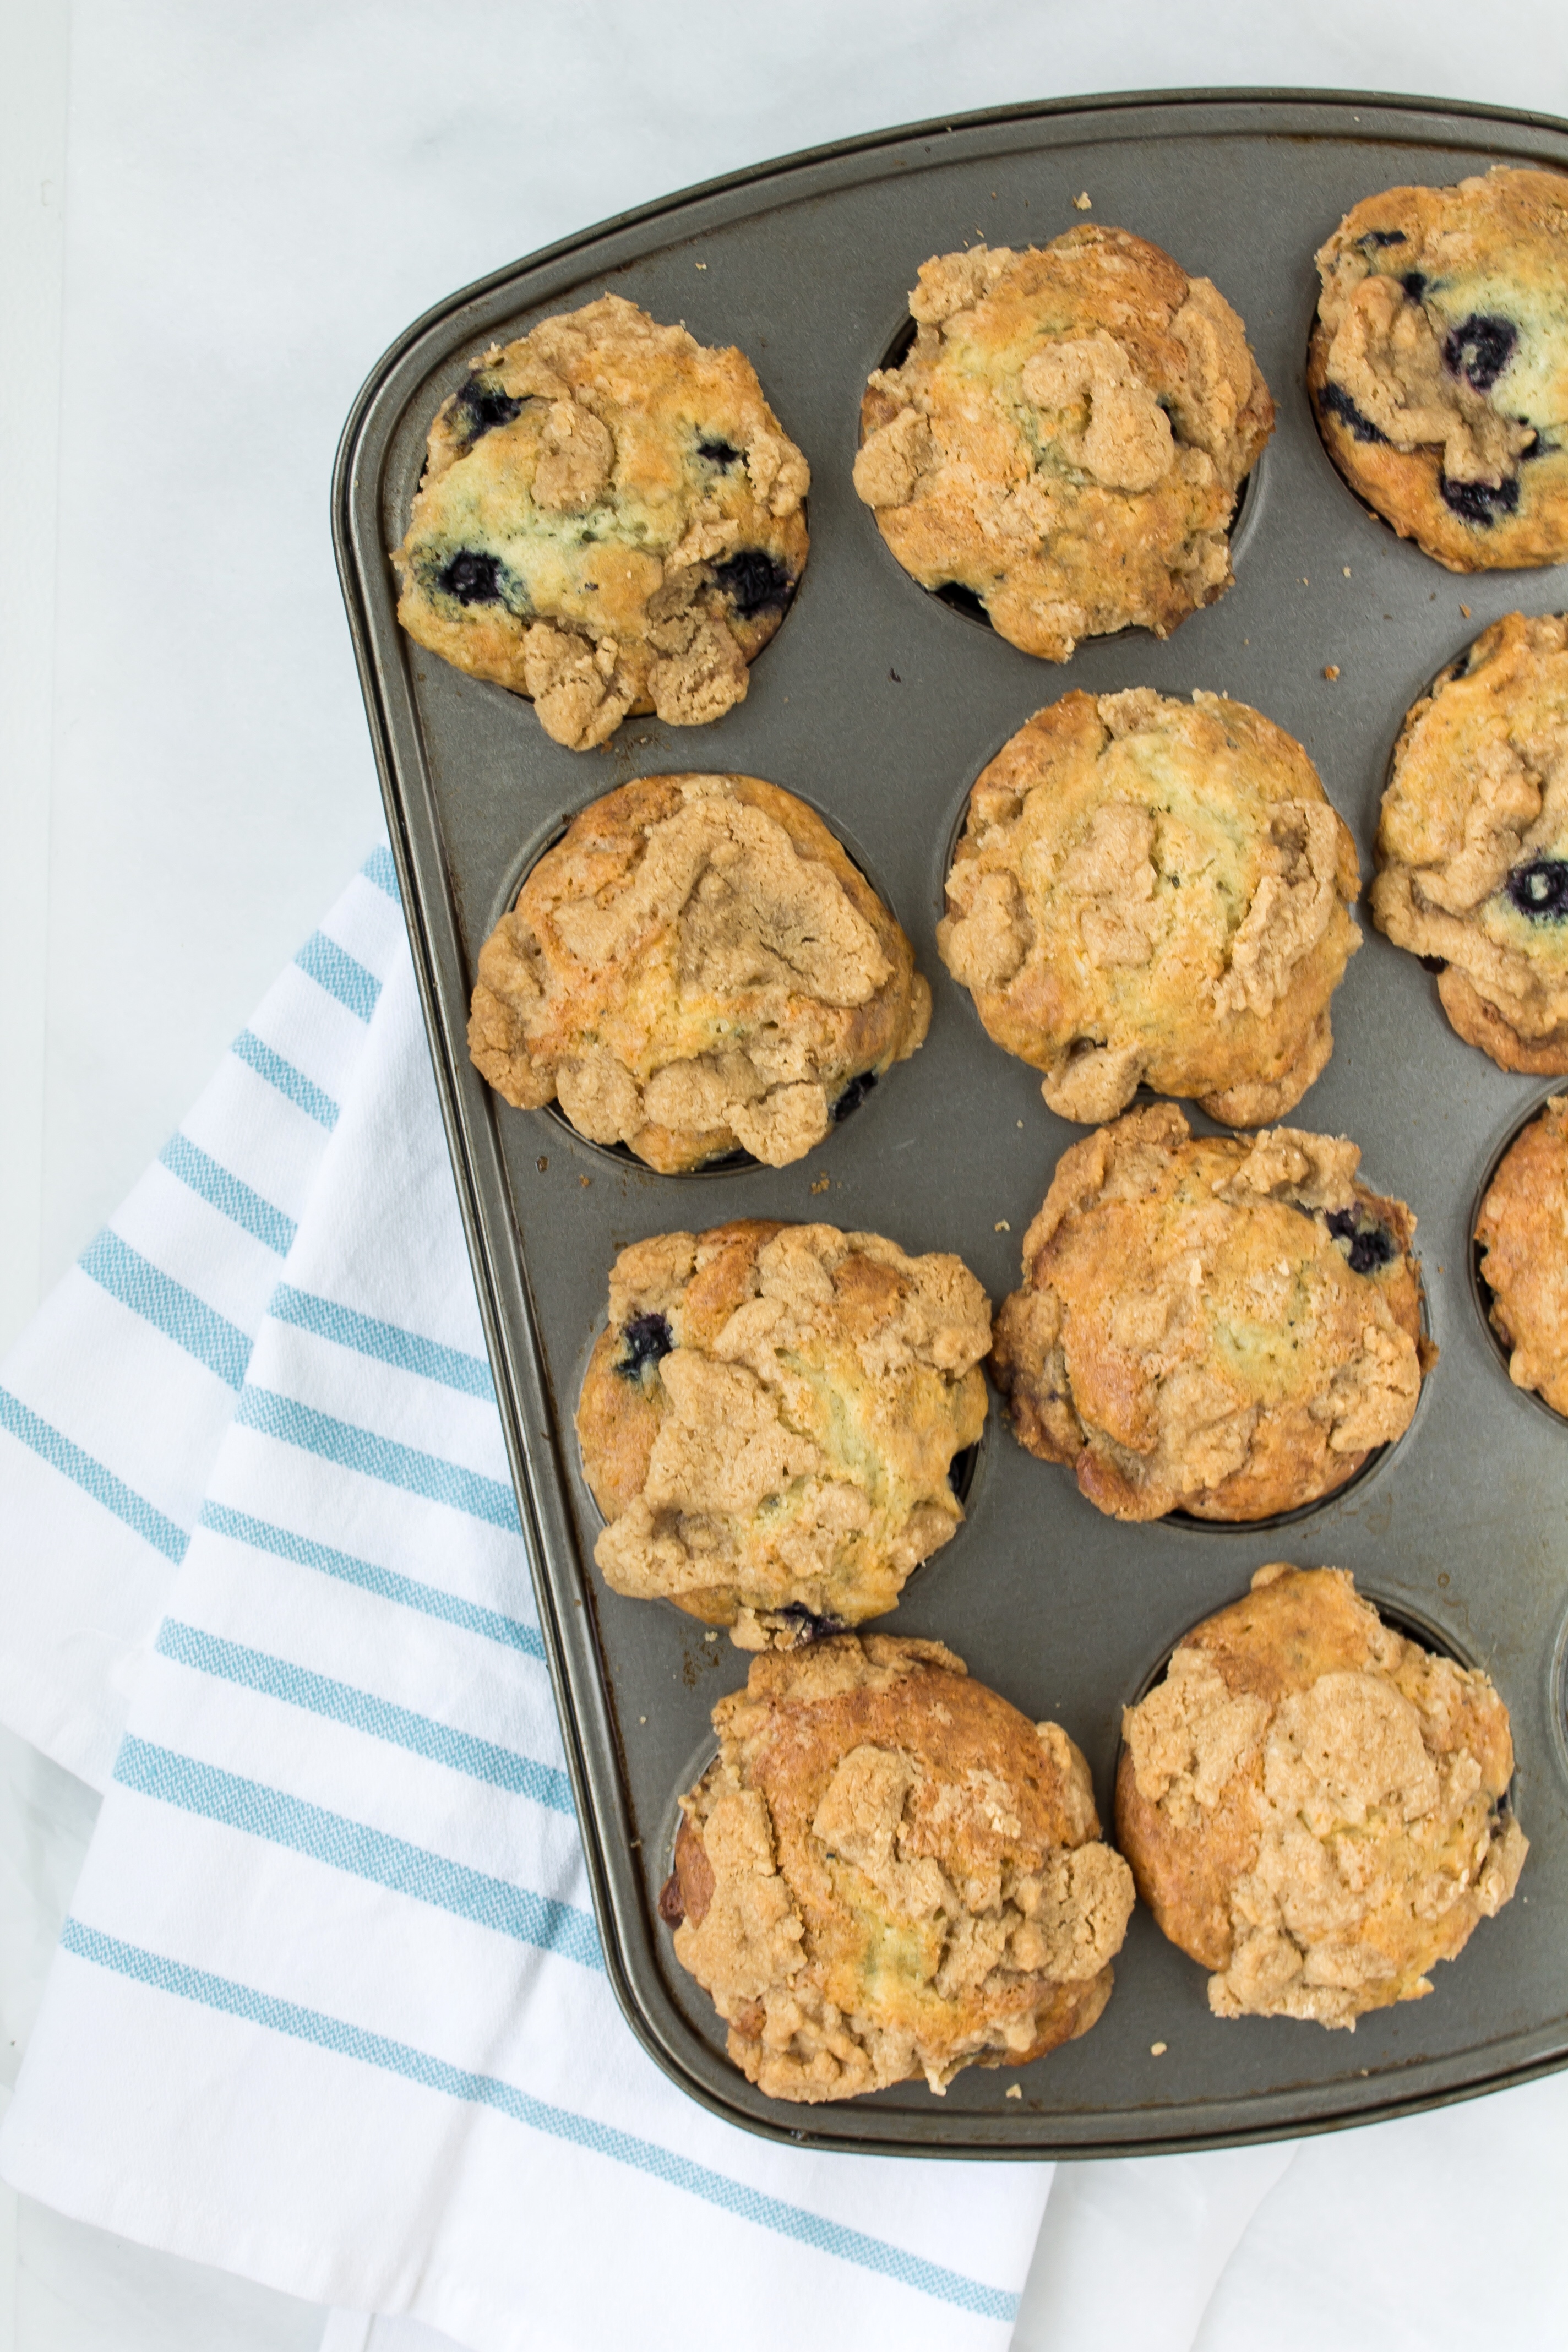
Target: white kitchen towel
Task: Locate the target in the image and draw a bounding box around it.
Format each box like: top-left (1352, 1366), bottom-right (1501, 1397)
top-left (0, 851), bottom-right (1052, 2352)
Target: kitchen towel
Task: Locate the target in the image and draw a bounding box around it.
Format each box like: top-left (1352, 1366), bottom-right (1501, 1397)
top-left (0, 848), bottom-right (1053, 2352)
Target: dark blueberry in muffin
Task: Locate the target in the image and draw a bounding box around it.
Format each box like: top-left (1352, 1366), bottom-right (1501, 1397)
top-left (1504, 857), bottom-right (1568, 922)
top-left (1439, 472), bottom-right (1521, 525)
top-left (1442, 313), bottom-right (1517, 395)
top-left (830, 1070), bottom-right (878, 1123)
top-left (1317, 382), bottom-right (1389, 445)
top-left (1419, 953), bottom-right (1449, 973)
top-left (947, 1441), bottom-right (979, 1501)
top-left (618, 1311), bottom-right (674, 1379)
top-left (1324, 1207), bottom-right (1397, 1276)
top-left (695, 435), bottom-right (742, 468)
top-left (772, 1601), bottom-right (847, 1640)
top-left (1359, 229), bottom-right (1408, 248)
top-left (451, 375), bottom-right (525, 447)
top-left (656, 1873), bottom-right (685, 1926)
top-left (709, 548), bottom-right (794, 618)
top-left (1400, 271), bottom-right (1428, 301)
top-left (435, 548), bottom-right (507, 605)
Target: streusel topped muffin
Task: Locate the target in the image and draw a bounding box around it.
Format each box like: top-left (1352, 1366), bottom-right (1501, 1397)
top-left (853, 227), bottom-right (1273, 660)
top-left (938, 687), bottom-right (1361, 1125)
top-left (469, 774), bottom-right (930, 1172)
top-left (1310, 167), bottom-right (1568, 569)
top-left (662, 1634), bottom-right (1134, 2100)
top-left (578, 1221), bottom-right (989, 1647)
top-left (991, 1107), bottom-right (1431, 1522)
top-left (395, 295), bottom-right (808, 747)
top-left (1118, 1565), bottom-right (1526, 2027)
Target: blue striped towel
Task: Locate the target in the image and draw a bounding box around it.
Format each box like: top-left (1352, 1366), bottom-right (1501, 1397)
top-left (0, 850), bottom-right (1052, 2352)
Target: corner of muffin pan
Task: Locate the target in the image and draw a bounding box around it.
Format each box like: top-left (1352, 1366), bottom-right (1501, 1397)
top-left (1468, 1084), bottom-right (1568, 1431)
top-left (476, 776), bottom-right (919, 1178)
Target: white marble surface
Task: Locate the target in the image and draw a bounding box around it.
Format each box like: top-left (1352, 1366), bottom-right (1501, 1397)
top-left (3, 4), bottom-right (1568, 2346)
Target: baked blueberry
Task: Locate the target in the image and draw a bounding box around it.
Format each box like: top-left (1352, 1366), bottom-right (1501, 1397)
top-left (1439, 472), bottom-right (1520, 524)
top-left (1317, 380), bottom-right (1389, 444)
top-left (1310, 167), bottom-right (1568, 570)
top-left (830, 1070), bottom-right (878, 1122)
top-left (696, 435), bottom-right (742, 467)
top-left (1504, 857), bottom-right (1568, 921)
top-left (435, 548), bottom-right (508, 606)
top-left (618, 1311), bottom-right (673, 1379)
top-left (709, 547), bottom-right (793, 618)
top-left (1444, 313), bottom-right (1517, 394)
top-left (1324, 1206), bottom-right (1397, 1275)
top-left (451, 375), bottom-right (526, 447)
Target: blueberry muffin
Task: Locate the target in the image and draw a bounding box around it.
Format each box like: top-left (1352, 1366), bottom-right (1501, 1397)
top-left (660, 1634), bottom-right (1135, 2101)
top-left (1117, 1565), bottom-right (1526, 2027)
top-left (469, 774), bottom-right (930, 1172)
top-left (393, 296), bottom-right (809, 747)
top-left (853, 228), bottom-right (1273, 660)
top-left (577, 1221), bottom-right (989, 1648)
top-left (1310, 167), bottom-right (1568, 570)
top-left (990, 1106), bottom-right (1433, 1522)
top-left (1373, 612), bottom-right (1568, 1072)
top-left (938, 688), bottom-right (1362, 1125)
top-left (1475, 1094), bottom-right (1568, 1413)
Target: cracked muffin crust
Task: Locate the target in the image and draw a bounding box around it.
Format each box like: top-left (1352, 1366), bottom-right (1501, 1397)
top-left (1372, 612), bottom-right (1568, 1073)
top-left (853, 228), bottom-right (1273, 661)
top-left (393, 295), bottom-right (809, 747)
top-left (990, 1106), bottom-right (1433, 1522)
top-left (1474, 1094), bottom-right (1568, 1413)
top-left (1309, 167), bottom-right (1568, 571)
top-left (660, 1634), bottom-right (1135, 2100)
top-left (1117, 1565), bottom-right (1526, 2028)
top-left (938, 688), bottom-right (1362, 1125)
top-left (469, 774), bottom-right (930, 1172)
top-left (578, 1222), bottom-right (990, 1647)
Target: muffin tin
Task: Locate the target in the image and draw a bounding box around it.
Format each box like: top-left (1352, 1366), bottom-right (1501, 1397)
top-left (333, 90), bottom-right (1568, 2155)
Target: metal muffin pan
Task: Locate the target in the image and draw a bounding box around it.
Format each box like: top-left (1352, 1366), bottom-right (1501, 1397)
top-left (333, 90), bottom-right (1568, 2155)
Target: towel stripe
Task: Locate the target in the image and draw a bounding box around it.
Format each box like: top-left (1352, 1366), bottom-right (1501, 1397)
top-left (113, 1735), bottom-right (600, 1969)
top-left (232, 1032), bottom-right (340, 1130)
top-left (155, 1620), bottom-right (573, 1815)
top-left (294, 933), bottom-right (382, 1023)
top-left (361, 845), bottom-right (401, 903)
top-left (235, 1387), bottom-right (520, 1532)
top-left (60, 1921), bottom-right (1017, 2323)
top-left (0, 1386), bottom-right (189, 1563)
top-left (270, 1284), bottom-right (494, 1400)
top-left (79, 1232), bottom-right (252, 1392)
top-left (197, 1502), bottom-right (545, 1659)
top-left (159, 1135), bottom-right (297, 1257)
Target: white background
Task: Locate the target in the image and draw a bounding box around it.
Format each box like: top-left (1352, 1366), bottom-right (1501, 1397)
top-left (3, 3), bottom-right (1568, 2346)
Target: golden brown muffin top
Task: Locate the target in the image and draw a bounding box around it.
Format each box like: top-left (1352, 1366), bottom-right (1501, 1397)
top-left (938, 687), bottom-right (1361, 1125)
top-left (1476, 1094), bottom-right (1568, 1413)
top-left (1372, 612), bottom-right (1568, 1074)
top-left (1311, 167), bottom-right (1568, 571)
top-left (990, 1106), bottom-right (1431, 1521)
top-left (393, 295), bottom-right (809, 745)
top-left (578, 1220), bottom-right (989, 1648)
top-left (1117, 1565), bottom-right (1526, 2028)
top-left (665, 1633), bottom-right (1134, 2101)
top-left (853, 227), bottom-right (1273, 660)
top-left (468, 774), bottom-right (930, 1172)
